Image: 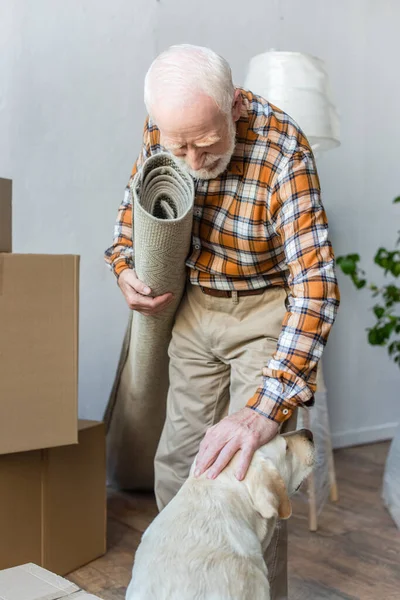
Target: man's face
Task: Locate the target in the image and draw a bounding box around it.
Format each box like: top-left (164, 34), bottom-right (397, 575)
top-left (153, 92), bottom-right (241, 180)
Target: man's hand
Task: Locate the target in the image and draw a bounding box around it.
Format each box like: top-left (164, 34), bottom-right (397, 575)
top-left (118, 268), bottom-right (173, 316)
top-left (195, 407), bottom-right (279, 481)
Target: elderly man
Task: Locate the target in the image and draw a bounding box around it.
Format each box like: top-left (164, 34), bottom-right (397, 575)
top-left (105, 44), bottom-right (339, 599)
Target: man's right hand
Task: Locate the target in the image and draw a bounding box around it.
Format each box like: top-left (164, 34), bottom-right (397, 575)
top-left (118, 268), bottom-right (174, 316)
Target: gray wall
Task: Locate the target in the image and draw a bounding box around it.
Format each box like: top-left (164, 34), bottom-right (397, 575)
top-left (1, 0), bottom-right (399, 446)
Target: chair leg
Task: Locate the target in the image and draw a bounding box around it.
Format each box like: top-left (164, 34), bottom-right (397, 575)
top-left (324, 407), bottom-right (339, 503)
top-left (303, 409), bottom-right (318, 532)
top-left (307, 471), bottom-right (318, 532)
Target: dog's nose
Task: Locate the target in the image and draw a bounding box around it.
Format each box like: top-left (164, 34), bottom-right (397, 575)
top-left (298, 428), bottom-right (314, 443)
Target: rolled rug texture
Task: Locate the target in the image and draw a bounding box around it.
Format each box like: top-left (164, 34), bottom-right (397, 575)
top-left (105, 153), bottom-right (194, 489)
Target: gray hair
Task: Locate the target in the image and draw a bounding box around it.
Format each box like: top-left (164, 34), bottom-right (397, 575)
top-left (144, 44), bottom-right (235, 117)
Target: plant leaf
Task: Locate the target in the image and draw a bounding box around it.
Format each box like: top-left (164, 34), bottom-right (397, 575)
top-left (374, 248), bottom-right (389, 270)
top-left (383, 322), bottom-right (395, 338)
top-left (354, 278), bottom-right (367, 289)
top-left (368, 328), bottom-right (385, 346)
top-left (337, 256), bottom-right (357, 275)
top-left (393, 262), bottom-right (400, 277)
top-left (373, 305), bottom-right (385, 319)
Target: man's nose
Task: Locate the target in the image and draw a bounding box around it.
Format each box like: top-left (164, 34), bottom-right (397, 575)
top-left (186, 148), bottom-right (204, 171)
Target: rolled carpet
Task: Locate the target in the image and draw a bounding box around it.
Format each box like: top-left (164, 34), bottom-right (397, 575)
top-left (104, 153), bottom-right (194, 490)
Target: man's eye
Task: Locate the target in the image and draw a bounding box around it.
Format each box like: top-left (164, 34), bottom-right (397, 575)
top-left (168, 147), bottom-right (182, 155)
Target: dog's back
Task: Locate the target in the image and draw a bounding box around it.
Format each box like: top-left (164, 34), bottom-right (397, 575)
top-left (126, 475), bottom-right (270, 600)
top-left (126, 433), bottom-right (315, 600)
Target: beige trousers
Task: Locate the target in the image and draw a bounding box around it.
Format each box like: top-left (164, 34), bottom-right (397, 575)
top-left (154, 282), bottom-right (295, 600)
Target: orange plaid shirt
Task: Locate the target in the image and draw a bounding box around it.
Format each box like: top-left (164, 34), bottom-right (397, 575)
top-left (105, 89), bottom-right (340, 423)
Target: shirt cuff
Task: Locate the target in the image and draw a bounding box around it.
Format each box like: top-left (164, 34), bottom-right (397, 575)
top-left (114, 259), bottom-right (131, 278)
top-left (247, 389), bottom-right (295, 424)
top-left (246, 368), bottom-right (316, 424)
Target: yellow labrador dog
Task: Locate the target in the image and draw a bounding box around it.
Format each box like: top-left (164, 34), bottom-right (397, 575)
top-left (126, 430), bottom-right (314, 600)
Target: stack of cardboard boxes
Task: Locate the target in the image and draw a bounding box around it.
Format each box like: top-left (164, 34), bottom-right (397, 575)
top-left (0, 178), bottom-right (106, 576)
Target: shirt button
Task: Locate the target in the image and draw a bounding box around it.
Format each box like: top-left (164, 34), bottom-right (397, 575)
top-left (282, 408), bottom-right (289, 416)
top-left (195, 209), bottom-right (201, 216)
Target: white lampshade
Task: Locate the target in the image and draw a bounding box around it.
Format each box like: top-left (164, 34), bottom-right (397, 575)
top-left (244, 51), bottom-right (340, 153)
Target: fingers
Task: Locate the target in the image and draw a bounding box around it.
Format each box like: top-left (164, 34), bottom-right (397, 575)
top-left (194, 409), bottom-right (277, 482)
top-left (195, 431), bottom-right (225, 477)
top-left (118, 268), bottom-right (151, 295)
top-left (234, 443), bottom-right (257, 481)
top-left (132, 292), bottom-right (174, 314)
top-left (234, 422), bottom-right (277, 481)
top-left (118, 270), bottom-right (174, 314)
top-left (206, 439), bottom-right (240, 480)
top-left (195, 435), bottom-right (256, 481)
top-left (130, 275), bottom-right (152, 297)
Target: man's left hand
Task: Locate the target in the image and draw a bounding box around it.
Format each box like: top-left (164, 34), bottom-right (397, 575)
top-left (194, 407), bottom-right (279, 481)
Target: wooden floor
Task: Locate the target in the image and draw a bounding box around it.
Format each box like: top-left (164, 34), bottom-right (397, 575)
top-left (69, 442), bottom-right (400, 599)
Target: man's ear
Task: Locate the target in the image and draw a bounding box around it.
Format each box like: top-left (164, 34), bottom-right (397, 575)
top-left (232, 89), bottom-right (242, 122)
top-left (245, 459), bottom-right (292, 520)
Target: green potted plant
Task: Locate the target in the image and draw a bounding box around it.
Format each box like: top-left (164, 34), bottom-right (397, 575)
top-left (336, 196), bottom-right (400, 363)
top-left (336, 196), bottom-right (400, 528)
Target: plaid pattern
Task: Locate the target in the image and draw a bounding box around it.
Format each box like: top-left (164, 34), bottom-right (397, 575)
top-left (105, 89), bottom-right (340, 423)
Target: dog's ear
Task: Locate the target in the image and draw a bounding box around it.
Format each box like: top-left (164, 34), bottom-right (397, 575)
top-left (245, 459), bottom-right (292, 520)
top-left (268, 464), bottom-right (292, 519)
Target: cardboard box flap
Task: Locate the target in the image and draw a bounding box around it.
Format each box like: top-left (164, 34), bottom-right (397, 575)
top-left (0, 563), bottom-right (78, 600)
top-left (0, 564), bottom-right (103, 600)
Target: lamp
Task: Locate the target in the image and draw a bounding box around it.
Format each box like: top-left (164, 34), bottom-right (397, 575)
top-left (244, 50), bottom-right (340, 531)
top-left (244, 51), bottom-right (340, 153)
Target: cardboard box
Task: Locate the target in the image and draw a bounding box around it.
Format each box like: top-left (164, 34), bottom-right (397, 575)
top-left (0, 252), bottom-right (79, 455)
top-left (0, 178), bottom-right (12, 252)
top-left (0, 421), bottom-right (106, 575)
top-left (0, 563), bottom-right (103, 600)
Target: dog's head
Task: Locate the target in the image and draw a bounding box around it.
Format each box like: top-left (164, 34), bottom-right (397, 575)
top-left (243, 429), bottom-right (315, 521)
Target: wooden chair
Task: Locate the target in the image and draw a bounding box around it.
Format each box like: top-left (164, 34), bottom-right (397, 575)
top-left (301, 362), bottom-right (338, 531)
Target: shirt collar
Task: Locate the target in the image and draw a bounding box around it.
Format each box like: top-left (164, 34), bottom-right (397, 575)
top-left (227, 89), bottom-right (264, 176)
